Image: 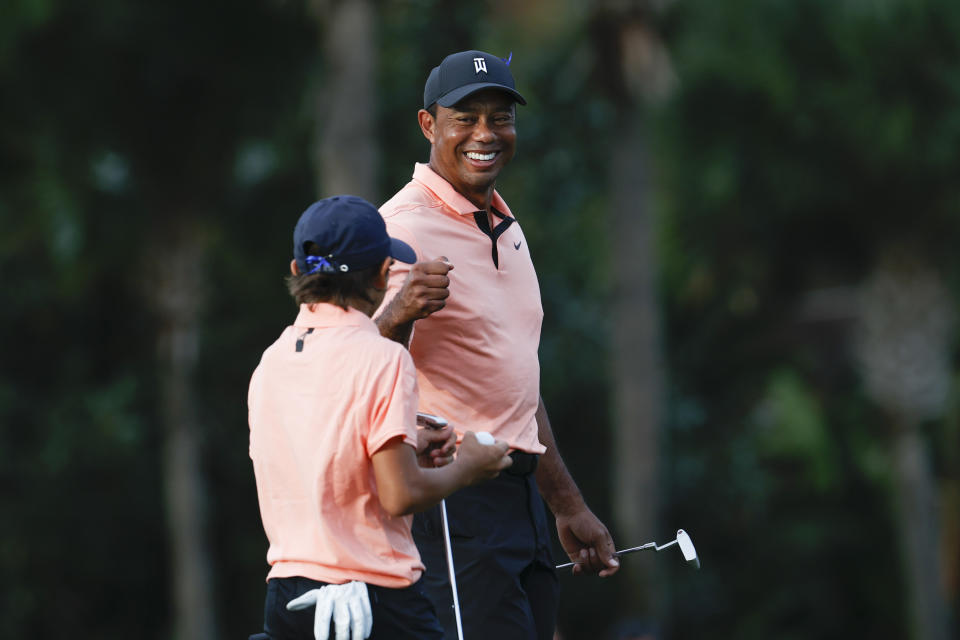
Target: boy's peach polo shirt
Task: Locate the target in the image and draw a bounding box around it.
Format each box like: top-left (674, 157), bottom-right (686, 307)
top-left (248, 303), bottom-right (424, 588)
top-left (378, 163), bottom-right (546, 454)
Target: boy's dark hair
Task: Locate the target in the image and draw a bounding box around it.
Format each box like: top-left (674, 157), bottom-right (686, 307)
top-left (286, 242), bottom-right (380, 309)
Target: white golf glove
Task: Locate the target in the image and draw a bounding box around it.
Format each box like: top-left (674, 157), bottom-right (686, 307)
top-left (286, 581), bottom-right (373, 640)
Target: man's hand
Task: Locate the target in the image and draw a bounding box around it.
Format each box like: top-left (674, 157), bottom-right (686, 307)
top-left (376, 257), bottom-right (453, 346)
top-left (391, 257), bottom-right (454, 322)
top-left (416, 423), bottom-right (457, 468)
top-left (556, 508), bottom-right (620, 577)
top-left (534, 396), bottom-right (619, 577)
top-left (286, 581), bottom-right (372, 640)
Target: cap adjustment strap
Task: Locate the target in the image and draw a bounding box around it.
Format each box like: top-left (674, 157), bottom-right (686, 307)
top-left (305, 254), bottom-right (349, 275)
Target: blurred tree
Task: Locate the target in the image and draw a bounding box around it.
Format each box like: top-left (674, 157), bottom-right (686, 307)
top-left (150, 222), bottom-right (217, 640)
top-left (310, 0), bottom-right (379, 199)
top-left (856, 249), bottom-right (954, 640)
top-left (0, 1), bottom-right (317, 638)
top-left (589, 0), bottom-right (675, 618)
top-left (653, 0), bottom-right (960, 637)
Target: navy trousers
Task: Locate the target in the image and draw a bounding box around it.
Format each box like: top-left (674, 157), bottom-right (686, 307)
top-left (413, 472), bottom-right (559, 640)
top-left (260, 575), bottom-right (444, 639)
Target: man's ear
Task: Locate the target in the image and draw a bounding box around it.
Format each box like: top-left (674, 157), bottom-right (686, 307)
top-left (290, 259), bottom-right (299, 276)
top-left (417, 109), bottom-right (436, 143)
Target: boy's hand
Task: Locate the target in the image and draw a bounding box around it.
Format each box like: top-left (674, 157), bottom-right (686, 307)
top-left (416, 423), bottom-right (456, 468)
top-left (456, 431), bottom-right (512, 484)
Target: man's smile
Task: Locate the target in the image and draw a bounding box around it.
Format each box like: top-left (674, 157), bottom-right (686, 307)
top-left (465, 151), bottom-right (497, 161)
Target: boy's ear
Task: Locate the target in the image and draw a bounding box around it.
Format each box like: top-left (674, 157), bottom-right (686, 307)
top-left (375, 257), bottom-right (392, 290)
top-left (290, 259), bottom-right (299, 276)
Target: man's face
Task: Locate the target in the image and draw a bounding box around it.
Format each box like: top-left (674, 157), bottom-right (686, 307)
top-left (420, 89), bottom-right (517, 207)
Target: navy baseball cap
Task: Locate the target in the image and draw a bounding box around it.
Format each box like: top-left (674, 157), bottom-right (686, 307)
top-left (293, 196), bottom-right (416, 275)
top-left (423, 50), bottom-right (526, 109)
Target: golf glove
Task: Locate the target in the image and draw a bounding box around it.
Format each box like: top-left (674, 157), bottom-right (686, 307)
top-left (286, 580), bottom-right (372, 640)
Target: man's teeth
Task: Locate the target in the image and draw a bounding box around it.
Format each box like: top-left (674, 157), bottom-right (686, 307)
top-left (466, 152), bottom-right (496, 161)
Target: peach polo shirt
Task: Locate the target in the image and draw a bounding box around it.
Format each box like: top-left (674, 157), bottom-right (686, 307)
top-left (248, 303), bottom-right (424, 588)
top-left (378, 163), bottom-right (546, 454)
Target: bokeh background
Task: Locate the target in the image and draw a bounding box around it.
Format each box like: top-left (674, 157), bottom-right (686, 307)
top-left (2, 0), bottom-right (959, 638)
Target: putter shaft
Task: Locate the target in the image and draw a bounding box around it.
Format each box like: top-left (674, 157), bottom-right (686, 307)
top-left (555, 540), bottom-right (677, 570)
top-left (417, 414), bottom-right (465, 640)
top-left (439, 499), bottom-right (465, 640)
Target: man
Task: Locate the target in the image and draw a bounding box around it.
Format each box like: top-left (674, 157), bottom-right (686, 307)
top-left (248, 195), bottom-right (512, 639)
top-left (375, 50), bottom-right (620, 640)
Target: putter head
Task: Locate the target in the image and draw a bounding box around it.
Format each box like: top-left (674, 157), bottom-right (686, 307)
top-left (676, 529), bottom-right (700, 569)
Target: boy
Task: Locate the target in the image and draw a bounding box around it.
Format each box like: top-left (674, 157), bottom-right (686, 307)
top-left (248, 195), bottom-right (512, 639)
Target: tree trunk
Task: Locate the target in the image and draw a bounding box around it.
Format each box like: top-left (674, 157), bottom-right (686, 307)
top-left (856, 250), bottom-right (953, 640)
top-left (312, 0), bottom-right (379, 200)
top-left (153, 226), bottom-right (217, 640)
top-left (891, 424), bottom-right (949, 640)
top-left (594, 0), bottom-right (675, 614)
top-left (609, 113), bottom-right (662, 611)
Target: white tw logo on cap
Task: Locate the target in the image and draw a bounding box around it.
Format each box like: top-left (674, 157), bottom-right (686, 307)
top-left (473, 57), bottom-right (487, 74)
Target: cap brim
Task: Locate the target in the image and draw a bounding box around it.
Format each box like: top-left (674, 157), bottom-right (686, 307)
top-left (389, 237), bottom-right (417, 264)
top-left (437, 83), bottom-right (526, 107)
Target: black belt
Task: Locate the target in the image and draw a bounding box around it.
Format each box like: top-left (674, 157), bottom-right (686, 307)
top-left (506, 450), bottom-right (539, 476)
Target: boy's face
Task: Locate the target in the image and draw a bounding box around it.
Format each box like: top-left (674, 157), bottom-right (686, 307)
top-left (369, 261), bottom-right (389, 303)
top-left (365, 257), bottom-right (394, 316)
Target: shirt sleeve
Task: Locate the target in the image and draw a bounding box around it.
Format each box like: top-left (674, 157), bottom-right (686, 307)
top-left (365, 346), bottom-right (420, 456)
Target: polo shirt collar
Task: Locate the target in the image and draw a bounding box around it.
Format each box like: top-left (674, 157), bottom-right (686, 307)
top-left (294, 303), bottom-right (377, 331)
top-left (412, 163), bottom-right (514, 219)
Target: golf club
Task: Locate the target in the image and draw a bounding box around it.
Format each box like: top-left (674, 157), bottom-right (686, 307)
top-left (556, 528), bottom-right (701, 570)
top-left (417, 412), bottom-right (466, 640)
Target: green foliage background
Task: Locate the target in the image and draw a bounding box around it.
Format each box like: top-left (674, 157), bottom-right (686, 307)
top-left (1, 1), bottom-right (958, 638)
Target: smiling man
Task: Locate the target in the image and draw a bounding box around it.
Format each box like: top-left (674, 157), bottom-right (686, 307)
top-left (375, 50), bottom-right (620, 640)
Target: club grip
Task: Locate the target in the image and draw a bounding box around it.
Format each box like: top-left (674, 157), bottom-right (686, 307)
top-left (416, 412), bottom-right (448, 430)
